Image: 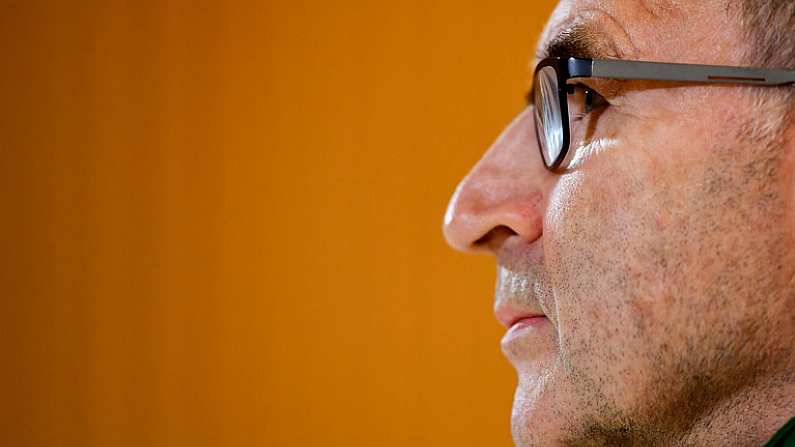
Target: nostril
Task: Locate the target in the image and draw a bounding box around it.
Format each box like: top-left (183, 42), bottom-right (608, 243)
top-left (474, 225), bottom-right (519, 251)
top-left (443, 109), bottom-right (548, 253)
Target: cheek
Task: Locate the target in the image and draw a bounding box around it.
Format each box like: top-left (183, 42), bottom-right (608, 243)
top-left (545, 117), bottom-right (697, 320)
top-left (545, 170), bottom-right (634, 334)
top-left (543, 140), bottom-right (678, 385)
top-left (546, 147), bottom-right (660, 310)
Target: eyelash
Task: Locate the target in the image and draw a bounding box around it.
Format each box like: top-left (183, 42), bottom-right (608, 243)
top-left (524, 83), bottom-right (610, 113)
top-left (567, 83), bottom-right (609, 115)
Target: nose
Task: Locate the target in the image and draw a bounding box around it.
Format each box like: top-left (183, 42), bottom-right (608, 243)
top-left (443, 108), bottom-right (557, 253)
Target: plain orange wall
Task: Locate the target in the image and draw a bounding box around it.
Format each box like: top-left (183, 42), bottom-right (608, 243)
top-left (0, 1), bottom-right (557, 446)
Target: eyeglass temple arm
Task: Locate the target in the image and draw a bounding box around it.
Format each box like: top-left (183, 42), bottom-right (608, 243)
top-left (581, 58), bottom-right (795, 86)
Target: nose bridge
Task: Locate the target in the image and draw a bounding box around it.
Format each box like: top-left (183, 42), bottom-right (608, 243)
top-left (443, 108), bottom-right (555, 253)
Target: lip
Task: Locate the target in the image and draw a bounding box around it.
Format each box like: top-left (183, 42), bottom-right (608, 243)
top-left (494, 302), bottom-right (546, 329)
top-left (500, 315), bottom-right (549, 349)
top-left (492, 236), bottom-right (550, 357)
top-left (504, 315), bottom-right (548, 336)
top-left (495, 302), bottom-right (549, 348)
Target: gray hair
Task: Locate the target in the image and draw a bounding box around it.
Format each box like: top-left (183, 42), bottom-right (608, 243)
top-left (740, 0), bottom-right (795, 108)
top-left (741, 0), bottom-right (795, 70)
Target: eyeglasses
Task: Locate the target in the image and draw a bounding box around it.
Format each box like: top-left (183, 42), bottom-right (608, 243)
top-left (531, 57), bottom-right (795, 170)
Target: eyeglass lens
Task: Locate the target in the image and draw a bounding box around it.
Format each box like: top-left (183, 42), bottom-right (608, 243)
top-left (534, 66), bottom-right (563, 168)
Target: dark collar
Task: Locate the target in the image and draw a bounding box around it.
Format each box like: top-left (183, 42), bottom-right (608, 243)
top-left (765, 416), bottom-right (795, 447)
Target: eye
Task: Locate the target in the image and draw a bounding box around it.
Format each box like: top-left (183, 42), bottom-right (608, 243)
top-left (566, 83), bottom-right (609, 122)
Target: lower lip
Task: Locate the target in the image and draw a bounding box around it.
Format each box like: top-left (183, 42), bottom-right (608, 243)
top-left (502, 316), bottom-right (548, 343)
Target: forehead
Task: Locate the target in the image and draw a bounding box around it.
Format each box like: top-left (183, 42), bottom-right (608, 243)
top-left (538, 0), bottom-right (740, 64)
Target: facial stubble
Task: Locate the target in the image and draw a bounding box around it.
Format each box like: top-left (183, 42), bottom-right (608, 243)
top-left (525, 97), bottom-right (794, 446)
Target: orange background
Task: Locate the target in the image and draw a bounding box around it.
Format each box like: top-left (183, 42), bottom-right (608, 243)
top-left (0, 1), bottom-right (556, 446)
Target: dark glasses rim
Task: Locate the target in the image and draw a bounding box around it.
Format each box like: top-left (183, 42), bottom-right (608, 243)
top-left (532, 58), bottom-right (572, 171)
top-left (531, 56), bottom-right (795, 171)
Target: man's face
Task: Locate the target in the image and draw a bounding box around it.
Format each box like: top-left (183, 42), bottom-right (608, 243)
top-left (444, 0), bottom-right (795, 445)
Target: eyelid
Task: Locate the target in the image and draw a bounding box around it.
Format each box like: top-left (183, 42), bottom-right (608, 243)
top-left (523, 79), bottom-right (622, 108)
top-left (566, 82), bottom-right (610, 114)
top-left (567, 79), bottom-right (623, 101)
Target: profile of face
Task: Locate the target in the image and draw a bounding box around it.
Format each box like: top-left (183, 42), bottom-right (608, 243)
top-left (444, 0), bottom-right (795, 445)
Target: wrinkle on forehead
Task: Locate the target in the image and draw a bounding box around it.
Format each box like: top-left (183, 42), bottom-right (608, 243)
top-left (637, 0), bottom-right (676, 20)
top-left (535, 5), bottom-right (638, 65)
top-left (536, 0), bottom-right (716, 67)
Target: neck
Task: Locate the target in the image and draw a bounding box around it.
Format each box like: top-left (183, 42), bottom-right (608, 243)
top-left (677, 377), bottom-right (795, 446)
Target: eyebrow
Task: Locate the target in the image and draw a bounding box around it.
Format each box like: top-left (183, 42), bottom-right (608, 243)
top-left (537, 23), bottom-right (621, 62)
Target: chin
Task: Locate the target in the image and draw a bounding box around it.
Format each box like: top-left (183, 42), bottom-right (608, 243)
top-left (511, 402), bottom-right (556, 446)
top-left (510, 369), bottom-right (566, 447)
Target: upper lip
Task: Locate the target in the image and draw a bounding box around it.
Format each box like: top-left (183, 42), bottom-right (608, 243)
top-left (494, 303), bottom-right (545, 329)
top-left (490, 234), bottom-right (548, 329)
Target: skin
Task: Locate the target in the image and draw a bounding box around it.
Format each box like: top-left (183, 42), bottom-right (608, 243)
top-left (443, 1), bottom-right (795, 445)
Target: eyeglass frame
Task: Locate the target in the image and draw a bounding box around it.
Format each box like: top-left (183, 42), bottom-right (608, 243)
top-left (531, 56), bottom-right (795, 171)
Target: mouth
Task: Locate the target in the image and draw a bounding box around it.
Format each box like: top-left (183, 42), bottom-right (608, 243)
top-left (506, 315), bottom-right (547, 329)
top-left (491, 237), bottom-right (552, 358)
top-left (499, 315), bottom-right (550, 357)
top-left (495, 304), bottom-right (550, 353)
top-left (495, 303), bottom-right (546, 330)
top-left (503, 314), bottom-right (548, 336)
